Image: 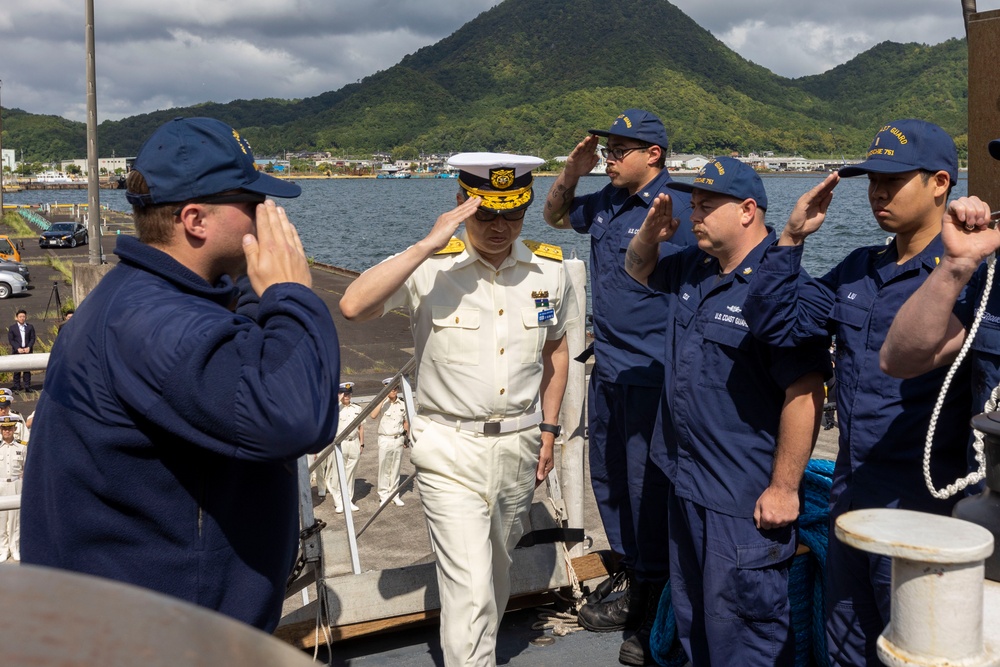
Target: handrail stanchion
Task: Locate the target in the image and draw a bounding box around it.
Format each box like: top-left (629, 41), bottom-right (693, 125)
top-left (303, 358), bottom-right (417, 574)
top-left (560, 255), bottom-right (588, 558)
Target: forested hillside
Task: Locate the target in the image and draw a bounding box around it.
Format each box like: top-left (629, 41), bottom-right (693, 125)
top-left (0, 0), bottom-right (969, 162)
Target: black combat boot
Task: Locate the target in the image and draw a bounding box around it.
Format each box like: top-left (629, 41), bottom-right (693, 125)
top-left (578, 571), bottom-right (645, 632)
top-left (618, 579), bottom-right (668, 666)
top-left (586, 567), bottom-right (628, 605)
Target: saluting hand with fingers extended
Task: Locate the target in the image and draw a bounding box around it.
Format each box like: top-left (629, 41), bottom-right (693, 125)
top-left (637, 193), bottom-right (679, 245)
top-left (425, 196), bottom-right (483, 253)
top-left (564, 135), bottom-right (601, 179)
top-left (779, 172), bottom-right (839, 246)
top-left (243, 200), bottom-right (312, 296)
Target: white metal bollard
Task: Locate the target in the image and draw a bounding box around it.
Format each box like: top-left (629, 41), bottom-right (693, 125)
top-left (836, 508), bottom-right (998, 666)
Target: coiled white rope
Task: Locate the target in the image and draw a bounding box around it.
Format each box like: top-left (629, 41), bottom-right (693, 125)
top-left (923, 255), bottom-right (995, 499)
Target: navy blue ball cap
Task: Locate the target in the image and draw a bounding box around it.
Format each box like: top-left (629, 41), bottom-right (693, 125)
top-left (588, 109), bottom-right (669, 149)
top-left (126, 117), bottom-right (301, 207)
top-left (667, 157), bottom-right (768, 210)
top-left (839, 119), bottom-right (957, 183)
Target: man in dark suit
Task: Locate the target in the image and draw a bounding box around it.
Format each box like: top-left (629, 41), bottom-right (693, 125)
top-left (7, 310), bottom-right (35, 391)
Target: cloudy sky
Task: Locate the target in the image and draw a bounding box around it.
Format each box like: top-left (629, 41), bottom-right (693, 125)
top-left (0, 0), bottom-right (985, 122)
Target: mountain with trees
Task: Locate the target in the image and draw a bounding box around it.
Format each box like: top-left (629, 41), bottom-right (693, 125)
top-left (0, 0), bottom-right (970, 163)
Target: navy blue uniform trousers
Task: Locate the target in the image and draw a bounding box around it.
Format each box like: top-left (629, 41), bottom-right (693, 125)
top-left (825, 515), bottom-right (891, 667)
top-left (588, 375), bottom-right (670, 583)
top-left (668, 486), bottom-right (796, 666)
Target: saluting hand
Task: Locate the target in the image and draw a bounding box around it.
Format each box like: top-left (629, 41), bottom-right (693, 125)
top-left (564, 135), bottom-right (601, 179)
top-left (779, 172), bottom-right (839, 246)
top-left (423, 196), bottom-right (483, 253)
top-left (243, 200), bottom-right (312, 296)
top-left (636, 193), bottom-right (679, 245)
top-left (940, 195), bottom-right (1000, 275)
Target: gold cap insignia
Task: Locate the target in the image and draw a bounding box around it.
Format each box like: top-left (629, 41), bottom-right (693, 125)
top-left (490, 168), bottom-right (515, 190)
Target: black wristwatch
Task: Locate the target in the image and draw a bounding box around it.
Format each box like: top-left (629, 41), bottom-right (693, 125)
top-left (539, 422), bottom-right (561, 436)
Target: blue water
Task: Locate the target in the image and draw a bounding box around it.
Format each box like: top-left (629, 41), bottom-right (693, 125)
top-left (5, 173), bottom-right (970, 279)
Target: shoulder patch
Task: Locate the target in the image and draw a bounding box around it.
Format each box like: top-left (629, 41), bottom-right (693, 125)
top-left (522, 239), bottom-right (563, 261)
top-left (435, 237), bottom-right (465, 255)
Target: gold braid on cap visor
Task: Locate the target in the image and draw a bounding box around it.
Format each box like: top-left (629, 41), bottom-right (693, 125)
top-left (459, 179), bottom-right (533, 211)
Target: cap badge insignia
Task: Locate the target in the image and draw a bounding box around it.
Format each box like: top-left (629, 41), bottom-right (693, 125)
top-left (231, 129), bottom-right (249, 155)
top-left (490, 168), bottom-right (515, 190)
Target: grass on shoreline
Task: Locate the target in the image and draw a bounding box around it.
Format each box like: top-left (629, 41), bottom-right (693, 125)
top-left (0, 211), bottom-right (35, 238)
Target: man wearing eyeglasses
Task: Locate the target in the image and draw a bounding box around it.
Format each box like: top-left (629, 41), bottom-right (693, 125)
top-left (20, 117), bottom-right (341, 632)
top-left (341, 152), bottom-right (579, 667)
top-left (542, 109), bottom-right (695, 665)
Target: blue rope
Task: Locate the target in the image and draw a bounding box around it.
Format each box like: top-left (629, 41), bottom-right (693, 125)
top-left (649, 458), bottom-right (835, 667)
top-left (799, 458), bottom-right (834, 667)
top-left (649, 581), bottom-right (686, 667)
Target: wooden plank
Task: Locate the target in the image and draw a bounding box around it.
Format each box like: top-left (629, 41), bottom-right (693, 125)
top-left (319, 542), bottom-right (570, 626)
top-left (275, 591), bottom-right (559, 649)
top-left (969, 10), bottom-right (1000, 206)
top-left (568, 552), bottom-right (610, 583)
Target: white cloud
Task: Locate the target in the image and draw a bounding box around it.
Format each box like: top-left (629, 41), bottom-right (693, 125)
top-left (0, 0), bottom-right (987, 120)
top-left (669, 0), bottom-right (983, 78)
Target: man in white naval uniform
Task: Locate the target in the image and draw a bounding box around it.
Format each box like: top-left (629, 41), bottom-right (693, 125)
top-left (0, 391), bottom-right (28, 442)
top-left (324, 382), bottom-right (364, 513)
top-left (340, 153), bottom-right (579, 667)
top-left (371, 378), bottom-right (409, 506)
top-left (0, 415), bottom-right (27, 561)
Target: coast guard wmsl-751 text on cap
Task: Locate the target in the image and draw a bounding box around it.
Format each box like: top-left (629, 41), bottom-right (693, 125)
top-left (668, 156), bottom-right (768, 211)
top-left (838, 119), bottom-right (958, 183)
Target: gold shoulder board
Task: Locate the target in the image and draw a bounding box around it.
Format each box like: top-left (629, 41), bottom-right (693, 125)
top-left (522, 240), bottom-right (563, 261)
top-left (435, 237), bottom-right (466, 255)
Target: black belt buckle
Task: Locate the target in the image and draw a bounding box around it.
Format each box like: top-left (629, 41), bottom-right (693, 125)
top-left (483, 421), bottom-right (501, 435)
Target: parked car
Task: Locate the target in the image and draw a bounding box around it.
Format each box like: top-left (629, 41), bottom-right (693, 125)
top-left (40, 222), bottom-right (88, 248)
top-left (0, 259), bottom-right (29, 282)
top-left (0, 269), bottom-right (29, 299)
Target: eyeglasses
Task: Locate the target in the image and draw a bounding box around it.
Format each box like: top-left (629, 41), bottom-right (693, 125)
top-left (473, 208), bottom-right (527, 222)
top-left (604, 145), bottom-right (649, 162)
top-left (173, 192), bottom-right (266, 216)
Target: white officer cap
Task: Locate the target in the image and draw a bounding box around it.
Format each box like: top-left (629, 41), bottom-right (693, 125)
top-left (339, 382), bottom-right (354, 393)
top-left (448, 152), bottom-right (545, 213)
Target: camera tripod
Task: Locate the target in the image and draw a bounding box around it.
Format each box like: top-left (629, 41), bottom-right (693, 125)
top-left (43, 281), bottom-right (63, 321)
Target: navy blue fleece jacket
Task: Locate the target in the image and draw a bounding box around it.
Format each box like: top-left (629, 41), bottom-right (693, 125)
top-left (20, 236), bottom-right (340, 631)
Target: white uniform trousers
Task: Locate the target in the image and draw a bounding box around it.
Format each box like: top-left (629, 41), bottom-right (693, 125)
top-left (377, 435), bottom-right (406, 501)
top-left (323, 437), bottom-right (361, 509)
top-left (410, 415), bottom-right (539, 667)
top-left (0, 478), bottom-right (21, 560)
